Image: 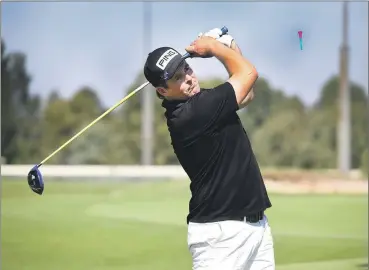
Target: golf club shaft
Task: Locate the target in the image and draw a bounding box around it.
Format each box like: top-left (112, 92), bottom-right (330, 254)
top-left (38, 81), bottom-right (150, 167)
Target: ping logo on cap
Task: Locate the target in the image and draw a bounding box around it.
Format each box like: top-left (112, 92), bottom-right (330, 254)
top-left (156, 49), bottom-right (178, 70)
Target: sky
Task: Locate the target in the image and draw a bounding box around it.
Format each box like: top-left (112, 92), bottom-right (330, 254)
top-left (1, 2), bottom-right (368, 107)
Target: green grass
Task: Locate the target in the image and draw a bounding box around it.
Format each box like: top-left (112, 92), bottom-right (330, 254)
top-left (1, 179), bottom-right (368, 270)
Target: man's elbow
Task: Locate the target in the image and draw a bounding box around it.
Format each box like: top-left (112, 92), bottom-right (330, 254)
top-left (247, 89), bottom-right (255, 101)
top-left (239, 88), bottom-right (255, 108)
top-left (244, 67), bottom-right (258, 96)
top-left (249, 67), bottom-right (259, 82)
top-left (228, 65), bottom-right (259, 105)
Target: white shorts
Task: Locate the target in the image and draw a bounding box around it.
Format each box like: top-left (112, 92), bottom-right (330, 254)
top-left (187, 215), bottom-right (275, 270)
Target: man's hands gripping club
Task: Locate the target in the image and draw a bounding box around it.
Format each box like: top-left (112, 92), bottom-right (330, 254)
top-left (198, 28), bottom-right (235, 48)
top-left (185, 36), bottom-right (218, 59)
top-left (185, 29), bottom-right (258, 106)
top-left (184, 28), bottom-right (235, 58)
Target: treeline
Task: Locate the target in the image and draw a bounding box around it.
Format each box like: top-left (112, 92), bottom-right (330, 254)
top-left (1, 39), bottom-right (368, 174)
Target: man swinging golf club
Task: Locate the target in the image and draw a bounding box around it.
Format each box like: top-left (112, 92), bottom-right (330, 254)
top-left (26, 25), bottom-right (274, 269)
top-left (143, 29), bottom-right (275, 269)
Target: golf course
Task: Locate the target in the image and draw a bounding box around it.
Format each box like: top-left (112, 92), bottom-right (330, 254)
top-left (1, 179), bottom-right (368, 270)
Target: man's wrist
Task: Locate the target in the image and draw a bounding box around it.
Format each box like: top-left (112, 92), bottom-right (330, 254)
top-left (230, 40), bottom-right (242, 55)
top-left (210, 40), bottom-right (226, 56)
top-left (219, 35), bottom-right (234, 48)
top-left (230, 40), bottom-right (237, 50)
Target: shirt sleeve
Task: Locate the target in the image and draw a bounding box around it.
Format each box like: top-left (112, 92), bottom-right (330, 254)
top-left (185, 81), bottom-right (239, 134)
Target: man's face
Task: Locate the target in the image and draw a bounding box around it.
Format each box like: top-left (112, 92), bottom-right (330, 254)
top-left (157, 62), bottom-right (200, 99)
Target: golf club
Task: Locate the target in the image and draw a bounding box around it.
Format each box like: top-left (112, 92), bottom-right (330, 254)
top-left (27, 26), bottom-right (229, 195)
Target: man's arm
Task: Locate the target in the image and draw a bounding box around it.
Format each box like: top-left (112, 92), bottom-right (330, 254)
top-left (200, 29), bottom-right (256, 109)
top-left (204, 39), bottom-right (258, 106)
top-left (181, 36), bottom-right (258, 133)
top-left (229, 40), bottom-right (255, 109)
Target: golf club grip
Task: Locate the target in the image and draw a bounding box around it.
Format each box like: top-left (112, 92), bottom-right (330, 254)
top-left (182, 26), bottom-right (229, 59)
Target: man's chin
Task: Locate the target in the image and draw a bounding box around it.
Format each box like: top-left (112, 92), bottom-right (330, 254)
top-left (191, 86), bottom-right (200, 95)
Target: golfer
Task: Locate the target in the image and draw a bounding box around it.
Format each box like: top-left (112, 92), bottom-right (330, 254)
top-left (143, 28), bottom-right (275, 270)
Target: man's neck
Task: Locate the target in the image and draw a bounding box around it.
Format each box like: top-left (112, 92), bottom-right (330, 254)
top-left (165, 95), bottom-right (189, 102)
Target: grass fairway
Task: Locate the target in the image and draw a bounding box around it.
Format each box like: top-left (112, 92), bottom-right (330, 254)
top-left (1, 179), bottom-right (368, 270)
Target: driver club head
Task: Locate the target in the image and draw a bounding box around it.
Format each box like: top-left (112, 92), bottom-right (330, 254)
top-left (27, 165), bottom-right (44, 195)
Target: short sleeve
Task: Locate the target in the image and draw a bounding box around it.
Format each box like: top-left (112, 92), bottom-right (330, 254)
top-left (184, 81), bottom-right (239, 134)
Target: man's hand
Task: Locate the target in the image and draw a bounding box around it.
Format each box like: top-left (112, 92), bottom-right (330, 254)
top-left (185, 36), bottom-right (218, 58)
top-left (198, 28), bottom-right (234, 48)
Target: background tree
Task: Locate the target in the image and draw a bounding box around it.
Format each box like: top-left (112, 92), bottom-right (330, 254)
top-left (1, 38), bottom-right (367, 171)
top-left (238, 78), bottom-right (293, 141)
top-left (1, 40), bottom-right (42, 164)
top-left (313, 76), bottom-right (368, 169)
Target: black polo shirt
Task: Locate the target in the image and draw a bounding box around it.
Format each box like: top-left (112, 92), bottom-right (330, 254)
top-left (162, 82), bottom-right (272, 224)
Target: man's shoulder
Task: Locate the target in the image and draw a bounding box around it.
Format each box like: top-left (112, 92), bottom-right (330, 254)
top-left (162, 99), bottom-right (194, 128)
top-left (162, 82), bottom-right (237, 132)
top-left (162, 90), bottom-right (207, 116)
top-left (162, 91), bottom-right (210, 140)
top-left (161, 81), bottom-right (233, 110)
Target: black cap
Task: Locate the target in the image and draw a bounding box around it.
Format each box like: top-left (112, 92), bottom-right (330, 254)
top-left (144, 47), bottom-right (185, 87)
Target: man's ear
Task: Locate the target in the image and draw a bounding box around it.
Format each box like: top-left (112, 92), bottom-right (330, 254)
top-left (156, 86), bottom-right (168, 97)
